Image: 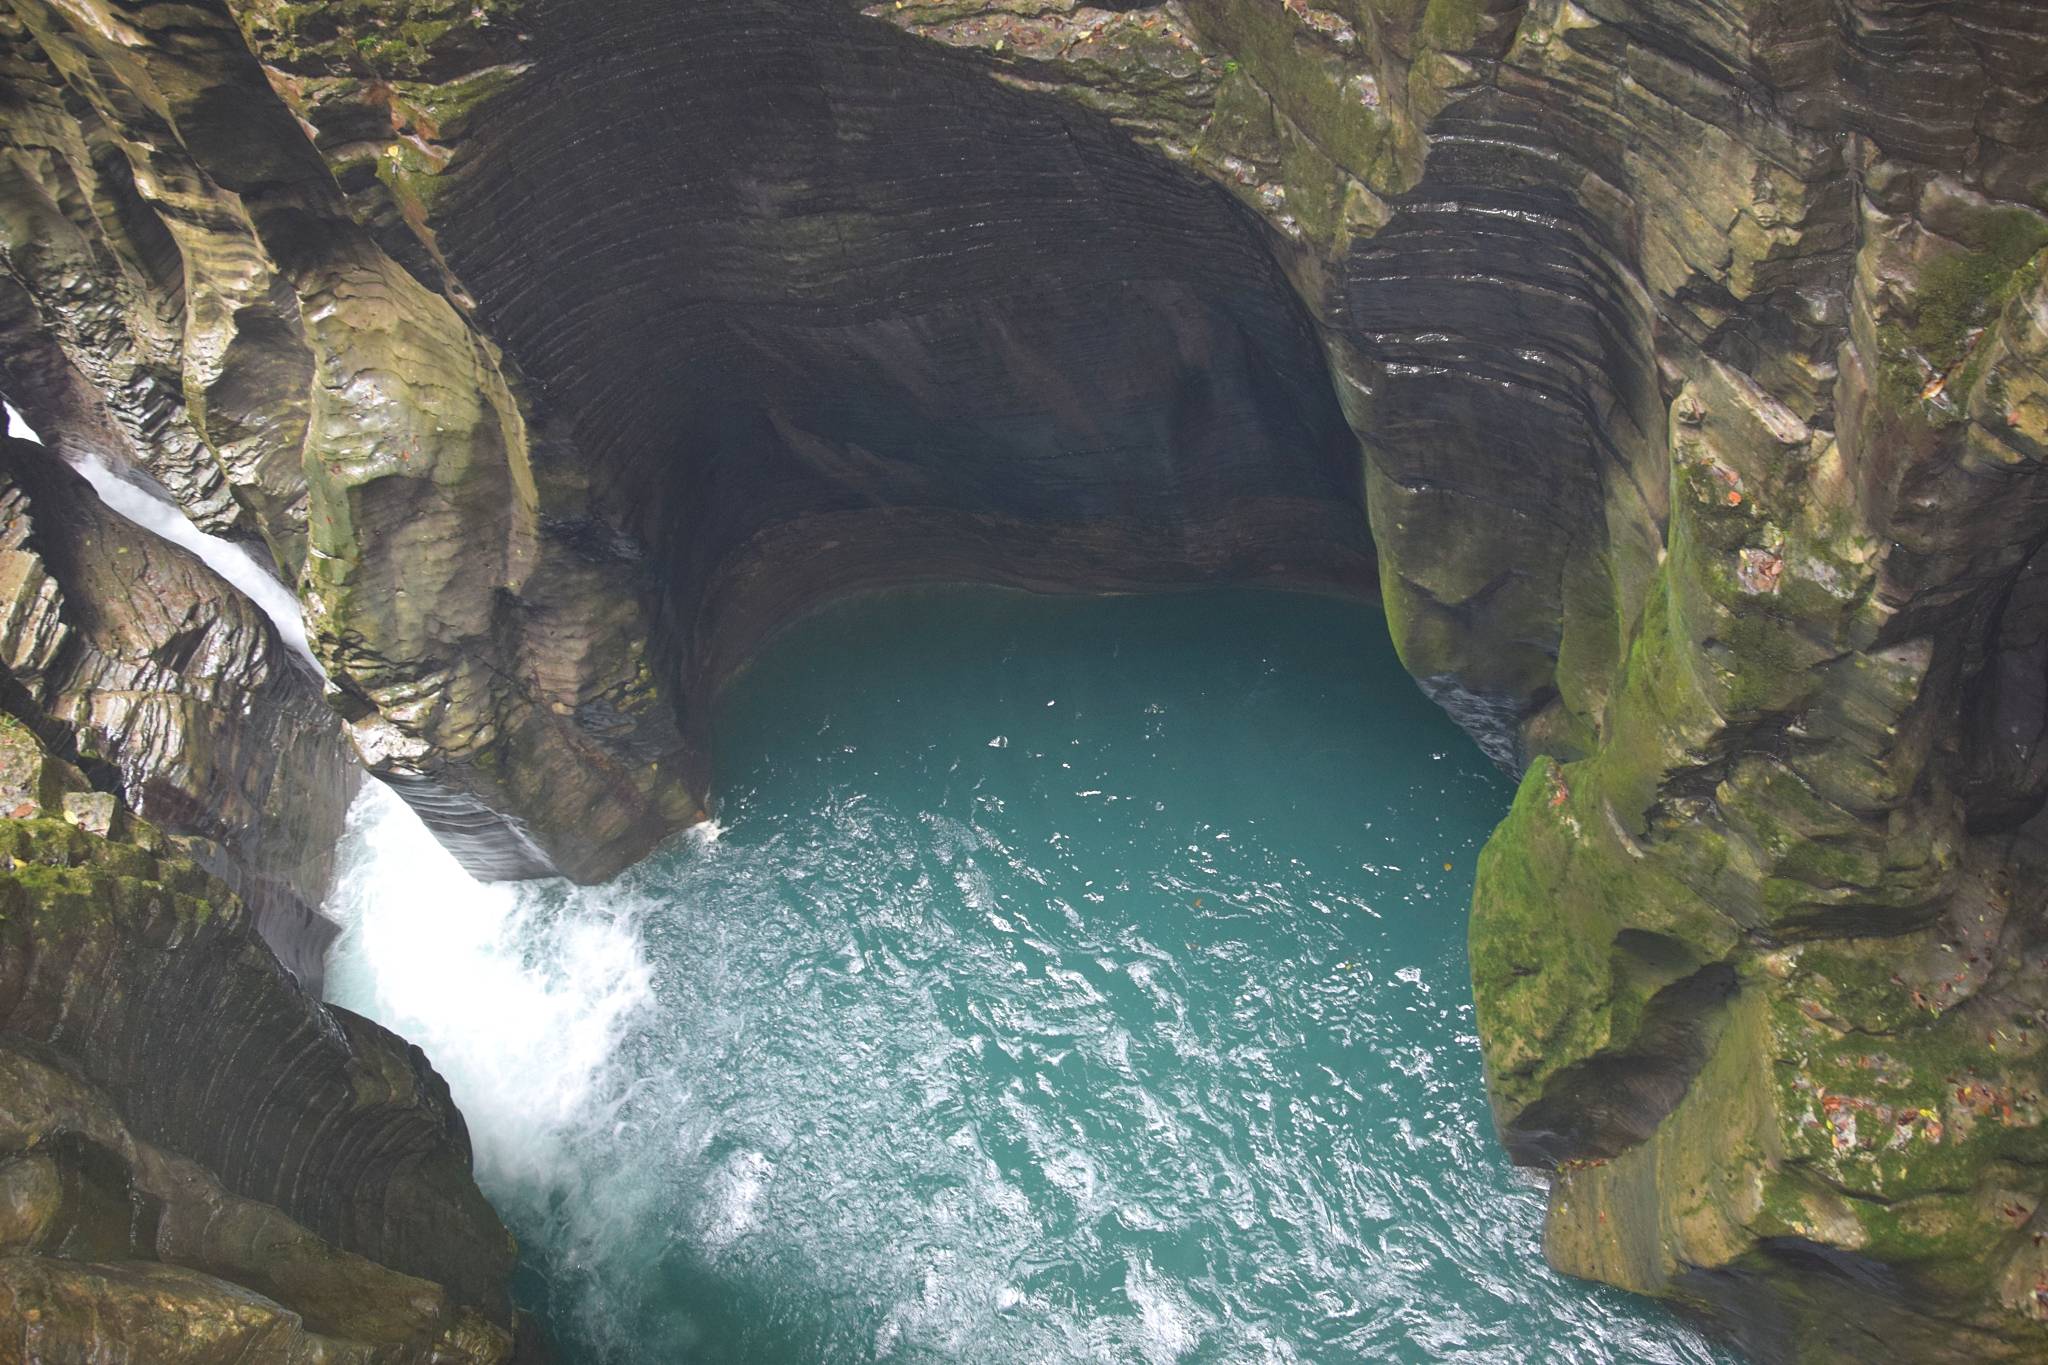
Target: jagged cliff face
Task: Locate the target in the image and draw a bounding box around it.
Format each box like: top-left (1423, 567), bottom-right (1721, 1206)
top-left (0, 722), bottom-right (525, 1362)
top-left (0, 0), bottom-right (699, 880)
top-left (3, 0), bottom-right (2047, 1359)
top-left (0, 436), bottom-right (354, 985)
top-left (0, 417), bottom-right (522, 1355)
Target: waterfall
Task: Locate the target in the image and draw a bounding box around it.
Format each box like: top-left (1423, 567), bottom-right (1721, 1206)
top-left (323, 779), bottom-right (655, 1190)
top-left (4, 401), bottom-right (318, 673)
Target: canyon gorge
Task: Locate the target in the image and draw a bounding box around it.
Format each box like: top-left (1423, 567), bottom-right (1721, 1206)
top-left (1, 0), bottom-right (2046, 1360)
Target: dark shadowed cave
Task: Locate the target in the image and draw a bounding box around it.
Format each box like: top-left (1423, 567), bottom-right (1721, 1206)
top-left (423, 0), bottom-right (1375, 726)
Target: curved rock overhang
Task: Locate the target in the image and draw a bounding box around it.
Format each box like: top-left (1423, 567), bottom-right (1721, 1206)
top-left (0, 0), bottom-right (1378, 882)
top-left (423, 0), bottom-right (1376, 750)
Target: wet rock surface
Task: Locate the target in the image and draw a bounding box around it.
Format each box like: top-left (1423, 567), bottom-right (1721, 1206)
top-left (0, 0), bottom-right (2046, 1359)
top-left (2, 0), bottom-right (699, 882)
top-left (0, 436), bottom-right (353, 985)
top-left (0, 723), bottom-right (522, 1362)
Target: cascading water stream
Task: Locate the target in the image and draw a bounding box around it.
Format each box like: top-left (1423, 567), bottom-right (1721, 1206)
top-left (325, 586), bottom-right (1737, 1364)
top-left (323, 777), bottom-right (661, 1189)
top-left (3, 402), bottom-right (318, 672)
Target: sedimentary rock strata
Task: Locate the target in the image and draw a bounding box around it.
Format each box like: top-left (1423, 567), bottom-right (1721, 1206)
top-left (0, 436), bottom-right (353, 984)
top-left (2, 0), bottom-right (698, 881)
top-left (1, 0), bottom-right (2045, 1358)
top-left (0, 725), bottom-right (522, 1362)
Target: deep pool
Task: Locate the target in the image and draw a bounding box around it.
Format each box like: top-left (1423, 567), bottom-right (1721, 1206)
top-left (325, 588), bottom-right (1732, 1364)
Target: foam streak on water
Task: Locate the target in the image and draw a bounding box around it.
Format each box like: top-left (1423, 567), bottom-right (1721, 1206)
top-left (325, 588), bottom-right (1734, 1365)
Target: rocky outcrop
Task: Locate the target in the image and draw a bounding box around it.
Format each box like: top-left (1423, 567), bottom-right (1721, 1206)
top-left (0, 435), bottom-right (354, 984)
top-left (0, 722), bottom-right (523, 1362)
top-left (4, 0), bottom-right (2048, 1358)
top-left (860, 3), bottom-right (2048, 1357)
top-left (0, 1046), bottom-right (513, 1364)
top-left (0, 0), bottom-right (699, 881)
top-left (1466, 222), bottom-right (2048, 1364)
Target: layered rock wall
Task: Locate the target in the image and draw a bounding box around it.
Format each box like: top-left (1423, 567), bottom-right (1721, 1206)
top-left (3, 0), bottom-right (2047, 1358)
top-left (251, 0), bottom-right (1380, 752)
top-left (0, 721), bottom-right (524, 1362)
top-left (0, 435), bottom-right (353, 983)
top-left (1, 0), bottom-right (698, 880)
top-left (3, 0), bottom-right (1385, 872)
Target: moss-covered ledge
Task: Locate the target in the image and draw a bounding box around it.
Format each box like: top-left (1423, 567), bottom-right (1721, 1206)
top-left (1469, 249), bottom-right (2048, 1360)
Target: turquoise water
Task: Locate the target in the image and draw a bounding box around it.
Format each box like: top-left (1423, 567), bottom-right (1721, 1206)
top-left (325, 588), bottom-right (1731, 1363)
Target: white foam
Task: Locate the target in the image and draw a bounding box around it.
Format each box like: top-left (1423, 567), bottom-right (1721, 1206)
top-left (322, 780), bottom-right (653, 1190)
top-left (71, 456), bottom-right (319, 673)
top-left (6, 402), bottom-right (40, 443)
top-left (698, 1149), bottom-right (772, 1251)
top-left (1122, 1258), bottom-right (1203, 1365)
top-left (4, 402), bottom-right (318, 673)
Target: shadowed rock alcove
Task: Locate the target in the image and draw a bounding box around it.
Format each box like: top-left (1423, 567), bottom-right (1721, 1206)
top-left (422, 0), bottom-right (1374, 749)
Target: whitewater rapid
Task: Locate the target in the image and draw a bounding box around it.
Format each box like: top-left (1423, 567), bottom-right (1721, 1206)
top-left (323, 780), bottom-right (659, 1189)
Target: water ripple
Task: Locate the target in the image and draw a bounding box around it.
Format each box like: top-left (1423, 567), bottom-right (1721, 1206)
top-left (326, 589), bottom-right (1735, 1365)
